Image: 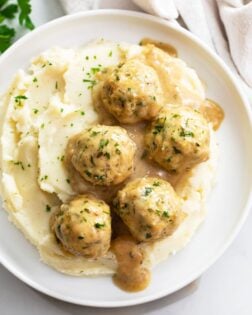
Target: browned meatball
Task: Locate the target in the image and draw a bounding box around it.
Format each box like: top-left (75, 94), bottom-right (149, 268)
top-left (145, 106), bottom-right (210, 174)
top-left (113, 177), bottom-right (186, 242)
top-left (67, 125), bottom-right (136, 186)
top-left (52, 195), bottom-right (111, 258)
top-left (100, 59), bottom-right (163, 123)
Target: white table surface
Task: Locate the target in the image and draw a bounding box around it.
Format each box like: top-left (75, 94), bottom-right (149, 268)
top-left (0, 1), bottom-right (252, 314)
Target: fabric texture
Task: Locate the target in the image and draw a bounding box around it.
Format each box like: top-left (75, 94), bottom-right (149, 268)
top-left (59, 0), bottom-right (252, 102)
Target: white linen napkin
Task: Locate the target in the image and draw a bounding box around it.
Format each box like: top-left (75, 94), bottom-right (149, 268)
top-left (59, 0), bottom-right (252, 102)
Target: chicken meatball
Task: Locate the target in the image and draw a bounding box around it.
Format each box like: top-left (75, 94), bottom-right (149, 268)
top-left (68, 125), bottom-right (136, 186)
top-left (52, 195), bottom-right (111, 258)
top-left (145, 106), bottom-right (210, 174)
top-left (100, 59), bottom-right (163, 123)
top-left (113, 177), bottom-right (185, 242)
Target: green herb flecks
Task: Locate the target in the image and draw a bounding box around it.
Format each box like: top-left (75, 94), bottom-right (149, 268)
top-left (162, 211), bottom-right (169, 218)
top-left (179, 128), bottom-right (194, 138)
top-left (40, 175), bottom-right (48, 181)
top-left (83, 78), bottom-right (97, 89)
top-left (14, 95), bottom-right (27, 108)
top-left (94, 222), bottom-right (105, 229)
top-left (145, 232), bottom-right (152, 239)
top-left (99, 139), bottom-right (109, 150)
top-left (90, 130), bottom-right (100, 137)
top-left (143, 187), bottom-right (153, 196)
top-left (12, 160), bottom-right (25, 170)
top-left (45, 204), bottom-right (51, 212)
top-left (153, 123), bottom-right (164, 135)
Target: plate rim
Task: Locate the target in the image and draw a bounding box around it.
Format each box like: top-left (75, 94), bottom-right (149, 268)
top-left (0, 9), bottom-right (252, 308)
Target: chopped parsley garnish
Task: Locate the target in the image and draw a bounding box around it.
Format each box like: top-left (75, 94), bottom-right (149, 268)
top-left (33, 77), bottom-right (37, 82)
top-left (14, 95), bottom-right (27, 107)
top-left (94, 222), bottom-right (105, 229)
top-left (99, 139), bottom-right (109, 150)
top-left (173, 146), bottom-right (181, 154)
top-left (90, 66), bottom-right (101, 75)
top-left (104, 152), bottom-right (110, 159)
top-left (66, 178), bottom-right (70, 184)
top-left (179, 128), bottom-right (194, 137)
top-left (90, 130), bottom-right (100, 137)
top-left (145, 232), bottom-right (152, 239)
top-left (144, 187), bottom-right (153, 196)
top-left (32, 108), bottom-right (39, 114)
top-left (162, 211), bottom-right (169, 218)
top-left (166, 157), bottom-right (172, 163)
top-left (40, 175), bottom-right (48, 181)
top-left (12, 160), bottom-right (25, 170)
top-left (94, 174), bottom-right (105, 181)
top-left (80, 111), bottom-right (85, 116)
top-left (83, 78), bottom-right (97, 89)
top-left (172, 114), bottom-right (180, 118)
top-left (85, 170), bottom-right (92, 177)
top-left (153, 124), bottom-right (164, 135)
top-left (153, 181), bottom-right (160, 187)
top-left (45, 204), bottom-right (51, 212)
top-left (108, 51), bottom-right (112, 57)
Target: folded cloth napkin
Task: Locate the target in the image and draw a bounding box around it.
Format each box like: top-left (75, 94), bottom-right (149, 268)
top-left (59, 0), bottom-right (252, 102)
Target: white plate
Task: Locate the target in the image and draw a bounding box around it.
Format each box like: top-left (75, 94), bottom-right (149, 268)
top-left (0, 10), bottom-right (251, 308)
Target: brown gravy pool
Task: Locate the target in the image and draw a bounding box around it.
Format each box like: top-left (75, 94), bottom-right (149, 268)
top-left (112, 236), bottom-right (151, 292)
top-left (140, 38), bottom-right (178, 57)
top-left (200, 99), bottom-right (224, 130)
top-left (63, 39), bottom-right (224, 292)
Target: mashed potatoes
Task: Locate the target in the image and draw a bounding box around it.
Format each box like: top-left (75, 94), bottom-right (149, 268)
top-left (0, 39), bottom-right (219, 278)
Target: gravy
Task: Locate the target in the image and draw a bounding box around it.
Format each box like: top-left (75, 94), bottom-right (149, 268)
top-left (111, 236), bottom-right (151, 292)
top-left (200, 99), bottom-right (224, 130)
top-left (140, 38), bottom-right (178, 57)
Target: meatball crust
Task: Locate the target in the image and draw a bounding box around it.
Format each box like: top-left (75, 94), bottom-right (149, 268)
top-left (100, 59), bottom-right (163, 124)
top-left (145, 106), bottom-right (210, 174)
top-left (52, 195), bottom-right (111, 258)
top-left (113, 177), bottom-right (185, 242)
top-left (68, 125), bottom-right (136, 186)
